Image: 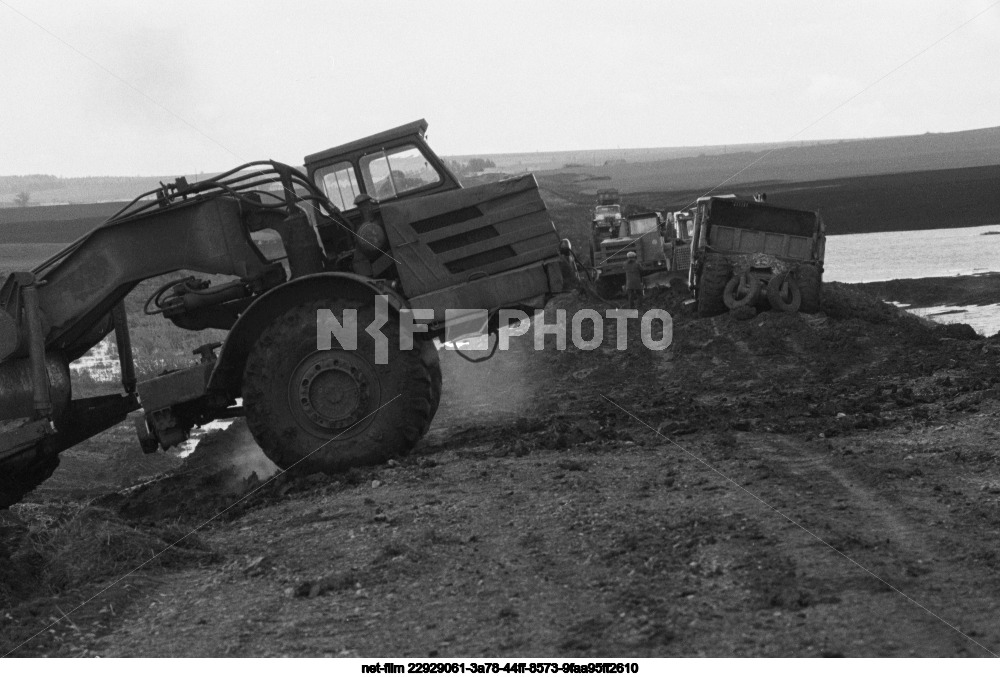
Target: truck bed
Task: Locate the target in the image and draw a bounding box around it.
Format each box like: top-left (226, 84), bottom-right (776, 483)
top-left (711, 226), bottom-right (815, 260)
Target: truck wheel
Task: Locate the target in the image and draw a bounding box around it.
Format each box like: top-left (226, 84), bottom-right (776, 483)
top-left (796, 264), bottom-right (822, 313)
top-left (0, 444), bottom-right (60, 510)
top-left (242, 298), bottom-right (437, 474)
top-left (697, 254), bottom-right (731, 317)
top-left (723, 273), bottom-right (760, 309)
top-left (767, 273), bottom-right (802, 313)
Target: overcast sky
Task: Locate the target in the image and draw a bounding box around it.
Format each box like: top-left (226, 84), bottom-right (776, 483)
top-left (2, 0), bottom-right (998, 176)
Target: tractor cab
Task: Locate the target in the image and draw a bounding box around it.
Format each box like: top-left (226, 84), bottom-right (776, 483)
top-left (304, 119), bottom-right (462, 219)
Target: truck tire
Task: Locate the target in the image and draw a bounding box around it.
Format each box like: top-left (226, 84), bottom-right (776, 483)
top-left (0, 444), bottom-right (60, 510)
top-left (723, 273), bottom-right (760, 309)
top-left (796, 264), bottom-right (822, 313)
top-left (242, 298), bottom-right (437, 474)
top-left (697, 254), bottom-right (731, 317)
top-left (767, 272), bottom-right (801, 313)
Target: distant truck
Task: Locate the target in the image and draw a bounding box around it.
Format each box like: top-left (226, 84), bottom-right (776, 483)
top-left (592, 211), bottom-right (669, 297)
top-left (687, 196), bottom-right (825, 316)
top-left (596, 188), bottom-right (621, 208)
top-left (590, 189), bottom-right (623, 259)
top-left (588, 188), bottom-right (623, 267)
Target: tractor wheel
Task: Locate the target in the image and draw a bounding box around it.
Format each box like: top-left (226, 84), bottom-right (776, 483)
top-left (697, 254), bottom-right (731, 317)
top-left (723, 273), bottom-right (760, 309)
top-left (796, 264), bottom-right (822, 313)
top-left (767, 272), bottom-right (802, 313)
top-left (421, 340), bottom-right (442, 435)
top-left (0, 443), bottom-right (60, 510)
top-left (242, 298), bottom-right (437, 474)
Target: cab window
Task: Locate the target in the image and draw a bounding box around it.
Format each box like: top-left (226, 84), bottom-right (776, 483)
top-left (628, 216), bottom-right (659, 236)
top-left (315, 161), bottom-right (361, 211)
top-left (360, 144), bottom-right (441, 201)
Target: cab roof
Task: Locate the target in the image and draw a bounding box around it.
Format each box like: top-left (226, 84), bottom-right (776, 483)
top-left (304, 119), bottom-right (429, 166)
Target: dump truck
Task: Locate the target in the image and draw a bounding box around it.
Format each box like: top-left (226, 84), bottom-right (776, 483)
top-left (0, 120), bottom-right (565, 508)
top-left (687, 196), bottom-right (825, 316)
top-left (592, 211), bottom-right (669, 297)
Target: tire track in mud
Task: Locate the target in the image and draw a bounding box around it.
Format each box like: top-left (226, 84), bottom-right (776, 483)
top-left (722, 434), bottom-right (1000, 656)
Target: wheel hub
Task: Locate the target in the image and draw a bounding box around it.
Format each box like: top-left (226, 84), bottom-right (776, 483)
top-left (290, 353), bottom-right (377, 433)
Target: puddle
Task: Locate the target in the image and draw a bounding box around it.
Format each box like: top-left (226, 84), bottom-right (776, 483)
top-left (892, 301), bottom-right (1000, 336)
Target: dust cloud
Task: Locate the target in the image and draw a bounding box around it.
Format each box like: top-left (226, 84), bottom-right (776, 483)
top-left (433, 320), bottom-right (544, 429)
top-left (161, 420), bottom-right (281, 500)
top-left (199, 421), bottom-right (280, 494)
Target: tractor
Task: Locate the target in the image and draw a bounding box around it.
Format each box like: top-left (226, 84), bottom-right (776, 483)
top-left (589, 189), bottom-right (623, 265)
top-left (687, 196), bottom-right (825, 317)
top-left (0, 120), bottom-right (565, 508)
top-left (591, 211), bottom-right (669, 298)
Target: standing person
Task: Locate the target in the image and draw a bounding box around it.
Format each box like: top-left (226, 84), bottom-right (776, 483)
top-left (624, 251), bottom-right (643, 309)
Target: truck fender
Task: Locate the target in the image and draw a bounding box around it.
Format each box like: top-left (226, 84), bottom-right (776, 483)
top-left (208, 272), bottom-right (407, 396)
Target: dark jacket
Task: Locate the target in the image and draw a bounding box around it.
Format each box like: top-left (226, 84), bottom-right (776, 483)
top-left (624, 259), bottom-right (643, 290)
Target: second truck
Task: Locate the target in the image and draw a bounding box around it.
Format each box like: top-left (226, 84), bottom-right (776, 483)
top-left (687, 195), bottom-right (826, 316)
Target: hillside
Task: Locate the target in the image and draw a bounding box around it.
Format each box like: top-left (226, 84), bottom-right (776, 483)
top-left (0, 176), bottom-right (175, 209)
top-left (4, 163), bottom-right (1000, 248)
top-left (470, 126), bottom-right (1000, 182)
top-left (0, 202), bottom-right (131, 244)
top-left (4, 125), bottom-right (1000, 207)
top-left (624, 164), bottom-right (1000, 235)
top-left (2, 124), bottom-right (1000, 246)
top-left (537, 126), bottom-right (1000, 195)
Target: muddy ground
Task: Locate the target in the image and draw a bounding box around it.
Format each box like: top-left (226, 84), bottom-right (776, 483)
top-left (3, 282), bottom-right (1000, 657)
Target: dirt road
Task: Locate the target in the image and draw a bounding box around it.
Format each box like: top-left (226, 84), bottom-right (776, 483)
top-left (3, 284), bottom-right (1000, 657)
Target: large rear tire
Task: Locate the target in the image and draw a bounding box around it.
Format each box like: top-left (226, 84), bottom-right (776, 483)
top-left (723, 272), bottom-right (760, 309)
top-left (242, 298), bottom-right (437, 474)
top-left (697, 254), bottom-right (731, 317)
top-left (0, 443), bottom-right (60, 509)
top-left (421, 340), bottom-right (442, 435)
top-left (767, 272), bottom-right (802, 313)
top-left (796, 264), bottom-right (822, 313)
